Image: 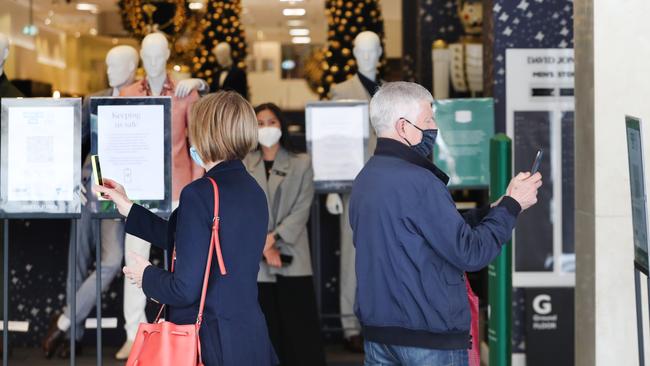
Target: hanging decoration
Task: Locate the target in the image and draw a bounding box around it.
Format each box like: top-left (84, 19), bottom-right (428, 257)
top-left (119, 0), bottom-right (188, 39)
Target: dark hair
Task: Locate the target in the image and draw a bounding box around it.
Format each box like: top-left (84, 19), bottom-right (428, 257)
top-left (254, 103), bottom-right (296, 152)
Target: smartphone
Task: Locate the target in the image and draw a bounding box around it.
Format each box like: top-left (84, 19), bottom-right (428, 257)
top-left (531, 150), bottom-right (543, 174)
top-left (90, 155), bottom-right (104, 198)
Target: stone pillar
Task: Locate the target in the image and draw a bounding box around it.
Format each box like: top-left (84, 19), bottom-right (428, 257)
top-left (574, 0), bottom-right (650, 365)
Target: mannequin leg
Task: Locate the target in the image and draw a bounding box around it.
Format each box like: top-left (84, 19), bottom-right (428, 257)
top-left (339, 194), bottom-right (361, 339)
top-left (122, 233), bottom-right (151, 341)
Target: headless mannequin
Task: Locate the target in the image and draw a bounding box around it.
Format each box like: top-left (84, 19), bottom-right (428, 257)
top-left (432, 0), bottom-right (483, 98)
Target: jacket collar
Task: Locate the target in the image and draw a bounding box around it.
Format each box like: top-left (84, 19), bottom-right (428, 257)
top-left (206, 160), bottom-right (245, 176)
top-left (138, 74), bottom-right (175, 97)
top-left (374, 138), bottom-right (450, 185)
top-left (357, 72), bottom-right (380, 97)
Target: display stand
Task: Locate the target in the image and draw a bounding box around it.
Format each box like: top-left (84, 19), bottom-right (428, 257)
top-left (625, 116), bottom-right (650, 365)
top-left (305, 101), bottom-right (368, 334)
top-left (0, 98), bottom-right (82, 365)
top-left (87, 97), bottom-right (172, 365)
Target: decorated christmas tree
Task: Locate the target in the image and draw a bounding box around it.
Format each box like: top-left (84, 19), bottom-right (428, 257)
top-left (192, 0), bottom-right (248, 86)
top-left (319, 0), bottom-right (386, 99)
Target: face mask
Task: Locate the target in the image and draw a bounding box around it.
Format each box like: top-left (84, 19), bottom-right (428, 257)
top-left (258, 127), bottom-right (282, 148)
top-left (189, 146), bottom-right (204, 167)
top-left (402, 118), bottom-right (438, 158)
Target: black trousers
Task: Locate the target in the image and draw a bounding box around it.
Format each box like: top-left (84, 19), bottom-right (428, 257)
top-left (258, 275), bottom-right (326, 366)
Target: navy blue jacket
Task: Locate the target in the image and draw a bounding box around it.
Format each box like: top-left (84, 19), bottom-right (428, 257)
top-left (349, 138), bottom-right (521, 350)
top-left (126, 160), bottom-right (277, 365)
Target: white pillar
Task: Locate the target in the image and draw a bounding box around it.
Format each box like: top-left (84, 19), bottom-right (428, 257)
top-left (575, 1), bottom-right (650, 365)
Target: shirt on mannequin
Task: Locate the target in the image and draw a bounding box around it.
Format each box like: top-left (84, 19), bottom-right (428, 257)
top-left (120, 75), bottom-right (203, 201)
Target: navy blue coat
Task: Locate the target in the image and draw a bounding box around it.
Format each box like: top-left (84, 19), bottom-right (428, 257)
top-left (350, 138), bottom-right (521, 350)
top-left (125, 160), bottom-right (277, 365)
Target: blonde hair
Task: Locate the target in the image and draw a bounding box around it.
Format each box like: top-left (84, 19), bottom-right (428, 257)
top-left (189, 91), bottom-right (257, 162)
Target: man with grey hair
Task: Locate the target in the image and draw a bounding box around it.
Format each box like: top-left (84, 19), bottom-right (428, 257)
top-left (350, 81), bottom-right (541, 365)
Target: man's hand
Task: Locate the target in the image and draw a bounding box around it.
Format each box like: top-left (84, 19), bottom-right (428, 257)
top-left (326, 193), bottom-right (343, 215)
top-left (507, 172), bottom-right (542, 211)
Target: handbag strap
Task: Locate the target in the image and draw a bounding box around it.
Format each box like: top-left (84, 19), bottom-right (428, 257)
top-left (153, 176), bottom-right (227, 326)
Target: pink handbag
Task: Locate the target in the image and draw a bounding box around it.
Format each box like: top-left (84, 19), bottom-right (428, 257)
top-left (126, 177), bottom-right (227, 366)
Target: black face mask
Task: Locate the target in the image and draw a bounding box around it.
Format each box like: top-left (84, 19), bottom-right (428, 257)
top-left (401, 118), bottom-right (438, 158)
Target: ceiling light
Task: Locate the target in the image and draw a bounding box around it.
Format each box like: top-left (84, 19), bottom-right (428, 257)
top-left (44, 18), bottom-right (52, 25)
top-left (287, 20), bottom-right (305, 27)
top-left (76, 3), bottom-right (98, 12)
top-left (292, 36), bottom-right (311, 44)
top-left (89, 28), bottom-right (98, 36)
top-left (189, 2), bottom-right (204, 10)
top-left (289, 28), bottom-right (309, 36)
top-left (22, 25), bottom-right (38, 36)
top-left (283, 8), bottom-right (306, 16)
top-left (280, 0), bottom-right (304, 2)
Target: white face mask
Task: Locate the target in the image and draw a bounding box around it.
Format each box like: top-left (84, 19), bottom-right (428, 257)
top-left (258, 127), bottom-right (282, 148)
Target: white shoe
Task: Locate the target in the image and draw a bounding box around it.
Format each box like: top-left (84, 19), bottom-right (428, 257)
top-left (115, 340), bottom-right (133, 360)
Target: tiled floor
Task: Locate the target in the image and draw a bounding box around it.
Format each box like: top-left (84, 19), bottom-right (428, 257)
top-left (4, 345), bottom-right (364, 366)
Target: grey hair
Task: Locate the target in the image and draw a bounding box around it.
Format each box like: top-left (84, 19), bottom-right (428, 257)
top-left (369, 81), bottom-right (434, 136)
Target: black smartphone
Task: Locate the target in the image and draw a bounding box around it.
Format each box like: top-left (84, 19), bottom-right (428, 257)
top-left (531, 150), bottom-right (543, 174)
top-left (90, 155), bottom-right (105, 198)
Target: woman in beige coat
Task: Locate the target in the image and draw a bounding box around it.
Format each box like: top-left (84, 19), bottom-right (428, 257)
top-left (244, 103), bottom-right (326, 366)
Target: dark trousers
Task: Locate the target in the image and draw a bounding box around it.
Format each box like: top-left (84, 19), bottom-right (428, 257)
top-left (258, 275), bottom-right (326, 366)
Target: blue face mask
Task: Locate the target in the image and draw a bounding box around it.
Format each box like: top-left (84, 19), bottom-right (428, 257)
top-left (402, 118), bottom-right (438, 158)
top-left (189, 146), bottom-right (204, 167)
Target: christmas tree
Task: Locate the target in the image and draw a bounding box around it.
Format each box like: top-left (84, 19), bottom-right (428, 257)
top-left (319, 0), bottom-right (386, 99)
top-left (192, 0), bottom-right (248, 86)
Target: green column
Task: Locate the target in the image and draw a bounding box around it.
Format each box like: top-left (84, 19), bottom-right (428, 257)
top-left (488, 134), bottom-right (512, 366)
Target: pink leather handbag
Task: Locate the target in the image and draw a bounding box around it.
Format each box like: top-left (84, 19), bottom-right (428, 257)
top-left (127, 177), bottom-right (227, 366)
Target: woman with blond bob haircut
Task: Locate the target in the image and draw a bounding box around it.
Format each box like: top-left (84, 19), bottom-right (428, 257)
top-left (96, 91), bottom-right (278, 365)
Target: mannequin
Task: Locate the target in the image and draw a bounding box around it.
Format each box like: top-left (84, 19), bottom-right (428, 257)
top-left (432, 0), bottom-right (483, 98)
top-left (209, 42), bottom-right (248, 99)
top-left (41, 45), bottom-right (138, 359)
top-left (327, 30), bottom-right (383, 352)
top-left (0, 33), bottom-right (23, 97)
top-left (117, 32), bottom-right (204, 360)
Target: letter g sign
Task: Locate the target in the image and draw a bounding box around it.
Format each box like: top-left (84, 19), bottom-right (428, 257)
top-left (533, 294), bottom-right (552, 315)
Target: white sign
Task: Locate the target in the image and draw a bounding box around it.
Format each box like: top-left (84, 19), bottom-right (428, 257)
top-left (97, 105), bottom-right (165, 200)
top-left (308, 104), bottom-right (367, 182)
top-left (506, 48), bottom-right (576, 287)
top-left (7, 106), bottom-right (75, 201)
